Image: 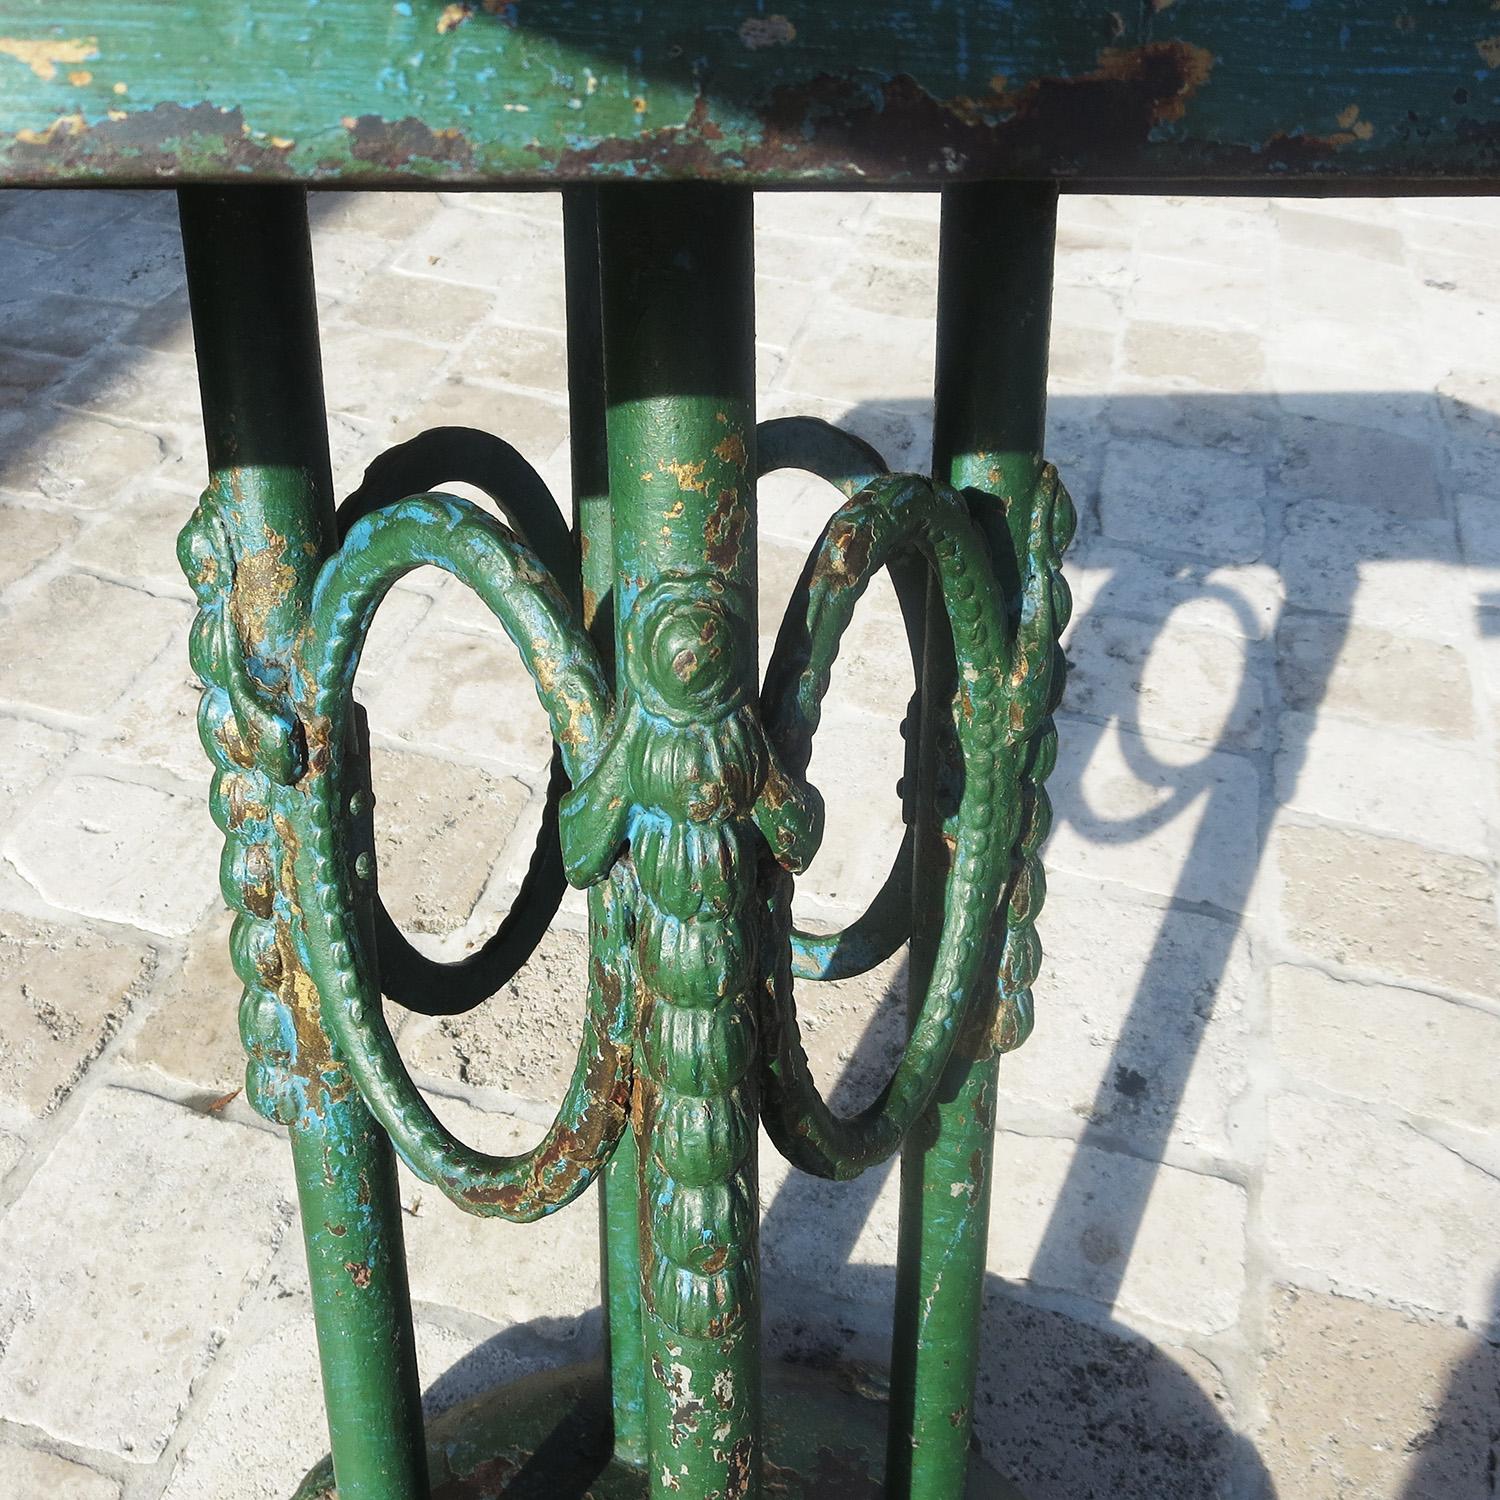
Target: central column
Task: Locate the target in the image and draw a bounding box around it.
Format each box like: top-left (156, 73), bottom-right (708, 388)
top-left (596, 184), bottom-right (762, 1499)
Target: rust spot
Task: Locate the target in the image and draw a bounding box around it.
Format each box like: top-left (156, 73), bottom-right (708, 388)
top-left (5, 102), bottom-right (301, 177)
top-left (436, 2), bottom-right (472, 33)
top-left (300, 710), bottom-right (333, 777)
top-left (662, 457), bottom-right (708, 494)
top-left (442, 1455), bottom-right (523, 1495)
top-left (714, 431), bottom-right (748, 470)
top-left (746, 43), bottom-right (1218, 176)
top-left (724, 1435), bottom-right (754, 1497)
top-left (688, 781), bottom-right (725, 822)
top-left (342, 113), bottom-right (476, 170)
top-left (704, 487), bottom-right (748, 573)
top-left (344, 1260), bottom-right (372, 1289)
top-left (533, 93), bottom-right (726, 175)
top-left (225, 774), bottom-right (268, 830)
top-left (811, 516), bottom-right (873, 592)
top-left (241, 842), bottom-right (275, 918)
top-left (325, 1221), bottom-right (347, 1237)
top-left (269, 817), bottom-right (351, 1121)
top-left (230, 526), bottom-right (296, 648)
top-left (458, 1029), bottom-right (628, 1215)
top-left (15, 113), bottom-right (86, 147)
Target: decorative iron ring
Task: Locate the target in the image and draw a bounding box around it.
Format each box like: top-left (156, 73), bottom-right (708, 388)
top-left (759, 472), bottom-right (1019, 1180)
top-left (293, 494), bottom-right (628, 1220)
top-left (756, 416), bottom-right (924, 984)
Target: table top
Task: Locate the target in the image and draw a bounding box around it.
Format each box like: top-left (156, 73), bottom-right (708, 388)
top-left (1, 1), bottom-right (1497, 191)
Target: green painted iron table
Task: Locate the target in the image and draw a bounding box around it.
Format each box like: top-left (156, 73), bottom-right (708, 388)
top-left (2, 4), bottom-right (1495, 1496)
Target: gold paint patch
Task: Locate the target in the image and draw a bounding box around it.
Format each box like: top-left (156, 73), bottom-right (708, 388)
top-left (15, 112), bottom-right (86, 145)
top-left (0, 36), bottom-right (97, 81)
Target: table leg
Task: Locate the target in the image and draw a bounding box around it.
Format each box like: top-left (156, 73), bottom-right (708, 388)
top-left (177, 185), bottom-right (429, 1500)
top-left (588, 181), bottom-right (764, 1500)
top-left (563, 183), bottom-right (651, 1470)
top-left (888, 182), bottom-right (1073, 1499)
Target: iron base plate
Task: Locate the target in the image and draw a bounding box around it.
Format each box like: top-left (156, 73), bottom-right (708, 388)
top-left (292, 1359), bottom-right (1023, 1498)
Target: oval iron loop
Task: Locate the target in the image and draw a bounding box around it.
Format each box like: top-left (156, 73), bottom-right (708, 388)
top-left (757, 417), bottom-right (921, 983)
top-left (297, 495), bottom-right (628, 1220)
top-left (340, 427), bottom-right (576, 1016)
top-left (760, 473), bottom-right (1018, 1180)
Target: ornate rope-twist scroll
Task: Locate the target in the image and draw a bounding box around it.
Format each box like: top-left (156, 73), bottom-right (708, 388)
top-left (179, 489), bottom-right (309, 1127)
top-left (182, 420), bottom-right (1072, 1247)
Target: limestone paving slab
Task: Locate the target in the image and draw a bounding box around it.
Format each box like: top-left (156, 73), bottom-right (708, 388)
top-left (1266, 1093), bottom-right (1500, 1332)
top-left (0, 1086), bottom-right (293, 1461)
top-left (1046, 717), bottom-right (1262, 914)
top-left (1277, 497), bottom-right (1465, 645)
top-left (0, 912), bottom-right (155, 1123)
top-left (1099, 435), bottom-right (1269, 564)
top-left (4, 769), bottom-right (220, 938)
top-left (366, 744), bottom-right (530, 939)
top-left (158, 1303), bottom-right (570, 1500)
top-left (403, 925), bottom-right (591, 1106)
top-left (0, 571), bottom-right (187, 719)
top-left (1259, 1286), bottom-right (1500, 1500)
top-left (0, 498), bottom-right (78, 591)
top-left (0, 1442), bottom-right (121, 1499)
top-left (1274, 711), bottom-right (1494, 858)
top-left (0, 714), bottom-right (73, 831)
top-left (986, 1132), bottom-right (1248, 1337)
top-left (1270, 965), bottom-right (1500, 1135)
top-left (1275, 610), bottom-right (1477, 737)
top-left (973, 1293), bottom-right (1244, 1500)
top-left (0, 411), bottom-right (168, 510)
top-left (1272, 822), bottom-right (1500, 999)
top-left (122, 905), bottom-right (247, 1097)
top-left (1061, 609), bottom-right (1265, 753)
top-left (1005, 875), bottom-right (1252, 1160)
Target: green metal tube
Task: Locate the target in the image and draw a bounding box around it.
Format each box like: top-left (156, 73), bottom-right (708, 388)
top-left (886, 182), bottom-right (1059, 1499)
top-left (596, 183), bottom-right (762, 1500)
top-left (178, 187), bottom-right (429, 1500)
top-left (564, 186), bottom-right (649, 1470)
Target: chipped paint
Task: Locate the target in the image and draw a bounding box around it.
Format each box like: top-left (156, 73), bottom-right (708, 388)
top-left (0, 35), bottom-right (96, 81)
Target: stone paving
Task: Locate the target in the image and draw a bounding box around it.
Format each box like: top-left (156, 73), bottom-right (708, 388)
top-left (0, 185), bottom-right (1497, 1499)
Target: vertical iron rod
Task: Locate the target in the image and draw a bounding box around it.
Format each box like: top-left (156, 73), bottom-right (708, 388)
top-left (179, 186), bottom-right (430, 1500)
top-left (596, 182), bottom-right (762, 1500)
top-left (887, 181), bottom-right (1058, 1499)
top-left (563, 185), bottom-right (650, 1468)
